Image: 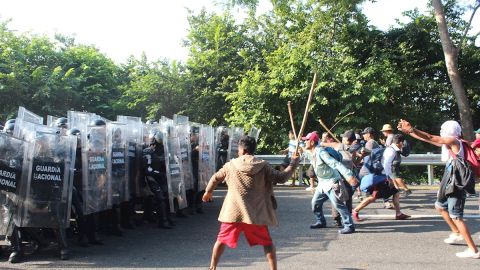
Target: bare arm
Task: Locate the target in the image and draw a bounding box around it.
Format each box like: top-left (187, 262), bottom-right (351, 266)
top-left (202, 167), bottom-right (227, 202)
top-left (398, 119), bottom-right (457, 148)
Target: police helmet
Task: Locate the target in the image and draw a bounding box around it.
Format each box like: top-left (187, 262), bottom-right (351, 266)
top-left (67, 128), bottom-right (81, 136)
top-left (3, 122), bottom-right (15, 134)
top-left (145, 119), bottom-right (158, 125)
top-left (55, 117), bottom-right (68, 128)
top-left (90, 119), bottom-right (106, 126)
top-left (149, 131), bottom-right (163, 145)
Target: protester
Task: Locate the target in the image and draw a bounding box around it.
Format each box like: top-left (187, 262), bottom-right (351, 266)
top-left (202, 136), bottom-right (299, 270)
top-left (302, 131), bottom-right (358, 234)
top-left (398, 119), bottom-right (479, 259)
top-left (319, 130), bottom-right (359, 227)
top-left (471, 128), bottom-right (480, 160)
top-left (352, 134), bottom-right (411, 221)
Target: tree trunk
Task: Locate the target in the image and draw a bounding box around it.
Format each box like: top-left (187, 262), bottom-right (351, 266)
top-left (432, 0), bottom-right (474, 141)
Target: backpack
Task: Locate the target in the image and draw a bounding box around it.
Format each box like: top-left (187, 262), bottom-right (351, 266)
top-left (364, 147), bottom-right (386, 175)
top-left (323, 147), bottom-right (343, 163)
top-left (460, 140), bottom-right (480, 179)
top-left (359, 174), bottom-right (387, 193)
top-left (401, 139), bottom-right (411, 157)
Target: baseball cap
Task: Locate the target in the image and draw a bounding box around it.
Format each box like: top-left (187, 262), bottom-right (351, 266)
top-left (380, 124), bottom-right (393, 132)
top-left (340, 130), bottom-right (356, 141)
top-left (361, 127), bottom-right (375, 135)
top-left (475, 128), bottom-right (480, 134)
top-left (301, 132), bottom-right (319, 142)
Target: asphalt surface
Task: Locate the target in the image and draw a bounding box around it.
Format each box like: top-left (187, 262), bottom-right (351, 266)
top-left (1, 187), bottom-right (480, 270)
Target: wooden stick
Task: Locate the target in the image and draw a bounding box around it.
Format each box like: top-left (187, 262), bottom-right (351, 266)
top-left (330, 111), bottom-right (354, 131)
top-left (287, 101), bottom-right (298, 140)
top-left (295, 73), bottom-right (318, 154)
top-left (318, 118), bottom-right (341, 144)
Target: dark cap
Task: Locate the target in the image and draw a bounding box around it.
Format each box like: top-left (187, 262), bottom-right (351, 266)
top-left (341, 130), bottom-right (356, 141)
top-left (361, 127), bottom-right (375, 135)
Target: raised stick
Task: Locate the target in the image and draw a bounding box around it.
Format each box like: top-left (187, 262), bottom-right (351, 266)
top-left (330, 111), bottom-right (354, 131)
top-left (295, 73), bottom-right (318, 154)
top-left (318, 118), bottom-right (341, 144)
top-left (287, 101), bottom-right (298, 140)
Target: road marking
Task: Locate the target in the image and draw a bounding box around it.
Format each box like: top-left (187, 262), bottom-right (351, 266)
top-left (324, 214), bottom-right (480, 219)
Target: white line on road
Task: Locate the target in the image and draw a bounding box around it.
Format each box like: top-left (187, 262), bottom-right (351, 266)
top-left (324, 214), bottom-right (480, 219)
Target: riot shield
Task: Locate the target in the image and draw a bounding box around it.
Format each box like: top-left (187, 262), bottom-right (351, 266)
top-left (16, 124), bottom-right (76, 228)
top-left (198, 125), bottom-right (215, 191)
top-left (227, 127), bottom-right (244, 161)
top-left (0, 133), bottom-right (27, 235)
top-left (117, 116), bottom-right (144, 198)
top-left (160, 118), bottom-right (187, 212)
top-left (214, 126), bottom-right (229, 171)
top-left (248, 126), bottom-right (261, 141)
top-left (107, 122), bottom-right (128, 205)
top-left (82, 124), bottom-right (111, 215)
top-left (173, 114), bottom-right (193, 191)
top-left (46, 115), bottom-right (59, 127)
top-left (17, 106), bottom-right (43, 125)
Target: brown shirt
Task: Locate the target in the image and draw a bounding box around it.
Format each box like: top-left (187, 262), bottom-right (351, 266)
top-left (206, 154), bottom-right (291, 226)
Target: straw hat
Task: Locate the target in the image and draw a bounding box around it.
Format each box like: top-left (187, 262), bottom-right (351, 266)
top-left (380, 124), bottom-right (393, 132)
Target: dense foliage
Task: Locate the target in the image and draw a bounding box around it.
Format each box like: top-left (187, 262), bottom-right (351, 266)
top-left (1, 0), bottom-right (479, 154)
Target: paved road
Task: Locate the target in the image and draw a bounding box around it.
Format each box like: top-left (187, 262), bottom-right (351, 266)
top-left (1, 187), bottom-right (480, 270)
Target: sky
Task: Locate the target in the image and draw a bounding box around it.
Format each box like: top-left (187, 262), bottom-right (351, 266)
top-left (0, 0), bottom-right (477, 64)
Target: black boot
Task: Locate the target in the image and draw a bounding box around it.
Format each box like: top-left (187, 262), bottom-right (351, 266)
top-left (9, 227), bottom-right (24, 264)
top-left (56, 228), bottom-right (69, 260)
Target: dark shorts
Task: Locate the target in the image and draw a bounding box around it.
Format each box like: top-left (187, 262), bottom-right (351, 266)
top-left (217, 222), bottom-right (272, 248)
top-left (367, 181), bottom-right (399, 200)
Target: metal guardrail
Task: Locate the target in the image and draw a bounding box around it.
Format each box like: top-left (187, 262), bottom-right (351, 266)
top-left (256, 153), bottom-right (444, 185)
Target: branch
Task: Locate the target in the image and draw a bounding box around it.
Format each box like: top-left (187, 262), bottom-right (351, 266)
top-left (459, 0), bottom-right (480, 52)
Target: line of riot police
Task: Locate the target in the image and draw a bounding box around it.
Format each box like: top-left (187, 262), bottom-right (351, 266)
top-left (0, 106), bottom-right (255, 264)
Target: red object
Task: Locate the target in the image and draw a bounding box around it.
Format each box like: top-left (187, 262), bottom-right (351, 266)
top-left (301, 132), bottom-right (319, 142)
top-left (352, 210), bottom-right (363, 222)
top-left (216, 222), bottom-right (273, 248)
top-left (461, 140), bottom-right (480, 178)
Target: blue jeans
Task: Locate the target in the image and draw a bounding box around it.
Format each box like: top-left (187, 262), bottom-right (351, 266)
top-left (311, 187), bottom-right (354, 230)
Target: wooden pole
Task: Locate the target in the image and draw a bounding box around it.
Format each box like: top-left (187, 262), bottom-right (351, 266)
top-left (295, 73), bottom-right (318, 154)
top-left (318, 118), bottom-right (341, 144)
top-left (287, 101), bottom-right (298, 140)
top-left (330, 111), bottom-right (354, 131)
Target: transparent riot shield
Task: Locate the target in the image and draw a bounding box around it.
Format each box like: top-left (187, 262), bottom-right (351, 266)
top-left (17, 106), bottom-right (43, 125)
top-left (0, 133), bottom-right (27, 235)
top-left (16, 125), bottom-right (76, 228)
top-left (67, 111), bottom-right (93, 138)
top-left (173, 114), bottom-right (193, 191)
top-left (82, 124), bottom-right (111, 215)
top-left (107, 122), bottom-right (128, 205)
top-left (214, 126), bottom-right (229, 171)
top-left (248, 126), bottom-right (261, 141)
top-left (117, 116), bottom-right (144, 198)
top-left (160, 118), bottom-right (187, 213)
top-left (198, 125), bottom-right (215, 191)
top-left (46, 115), bottom-right (59, 127)
top-left (227, 127), bottom-right (244, 161)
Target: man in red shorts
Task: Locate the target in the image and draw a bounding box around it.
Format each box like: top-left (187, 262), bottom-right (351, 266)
top-left (202, 135), bottom-right (299, 270)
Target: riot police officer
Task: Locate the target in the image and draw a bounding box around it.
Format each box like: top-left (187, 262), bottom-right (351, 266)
top-left (142, 131), bottom-right (174, 229)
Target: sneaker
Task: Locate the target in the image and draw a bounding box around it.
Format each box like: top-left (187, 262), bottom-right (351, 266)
top-left (395, 213), bottom-right (411, 220)
top-left (384, 202), bottom-right (394, 209)
top-left (352, 210), bottom-right (363, 222)
top-left (455, 248), bottom-right (480, 259)
top-left (338, 227), bottom-right (355, 234)
top-left (444, 233), bottom-right (464, 244)
top-left (403, 190), bottom-right (412, 198)
top-left (309, 222), bottom-right (326, 229)
top-left (305, 187), bottom-right (314, 191)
